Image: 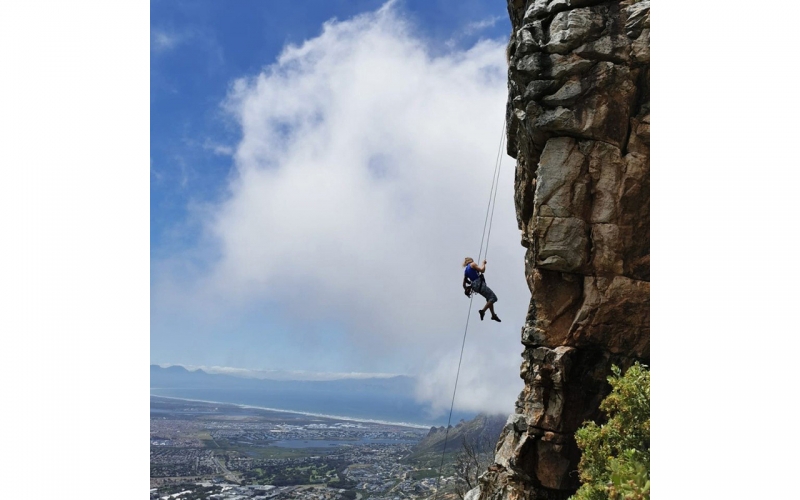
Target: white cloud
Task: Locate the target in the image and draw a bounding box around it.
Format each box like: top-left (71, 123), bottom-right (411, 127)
top-left (151, 26), bottom-right (224, 69)
top-left (414, 344), bottom-right (524, 415)
top-left (464, 16), bottom-right (504, 35)
top-left (202, 139), bottom-right (234, 156)
top-left (153, 2), bottom-right (528, 416)
top-left (151, 28), bottom-right (183, 53)
top-left (445, 15), bottom-right (504, 49)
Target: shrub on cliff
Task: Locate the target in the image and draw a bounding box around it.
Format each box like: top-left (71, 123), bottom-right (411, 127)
top-left (572, 362), bottom-right (650, 500)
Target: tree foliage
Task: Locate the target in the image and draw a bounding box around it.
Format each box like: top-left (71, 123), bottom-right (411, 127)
top-left (572, 362), bottom-right (650, 500)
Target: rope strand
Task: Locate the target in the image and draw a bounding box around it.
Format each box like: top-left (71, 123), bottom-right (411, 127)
top-left (431, 1), bottom-right (529, 496)
top-left (477, 118), bottom-right (507, 263)
top-left (431, 119), bottom-right (506, 500)
top-left (482, 132), bottom-right (506, 263)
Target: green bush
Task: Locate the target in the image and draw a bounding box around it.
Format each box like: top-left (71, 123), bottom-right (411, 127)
top-left (572, 362), bottom-right (650, 500)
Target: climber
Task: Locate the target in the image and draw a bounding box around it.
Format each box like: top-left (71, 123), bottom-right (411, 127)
top-left (462, 257), bottom-right (501, 322)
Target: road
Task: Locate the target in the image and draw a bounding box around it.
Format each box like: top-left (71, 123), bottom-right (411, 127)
top-left (213, 456), bottom-right (241, 484)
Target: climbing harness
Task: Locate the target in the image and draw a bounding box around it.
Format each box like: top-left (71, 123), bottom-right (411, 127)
top-left (432, 117), bottom-right (507, 499)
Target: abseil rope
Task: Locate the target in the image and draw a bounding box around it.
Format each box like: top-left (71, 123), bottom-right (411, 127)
top-left (431, 119), bottom-right (507, 499)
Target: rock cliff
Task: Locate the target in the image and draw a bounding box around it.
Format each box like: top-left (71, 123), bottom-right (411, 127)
top-left (478, 1), bottom-right (650, 499)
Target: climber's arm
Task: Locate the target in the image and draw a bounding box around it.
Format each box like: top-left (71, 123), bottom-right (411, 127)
top-left (471, 261), bottom-right (487, 273)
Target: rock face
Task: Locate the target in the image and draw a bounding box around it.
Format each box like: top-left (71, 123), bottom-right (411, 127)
top-left (478, 1), bottom-right (649, 499)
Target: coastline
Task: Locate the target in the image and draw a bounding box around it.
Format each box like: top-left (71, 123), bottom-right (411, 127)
top-left (150, 393), bottom-right (431, 430)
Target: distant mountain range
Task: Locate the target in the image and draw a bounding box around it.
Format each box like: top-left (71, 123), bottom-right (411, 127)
top-left (150, 365), bottom-right (475, 427)
top-left (408, 413), bottom-right (507, 465)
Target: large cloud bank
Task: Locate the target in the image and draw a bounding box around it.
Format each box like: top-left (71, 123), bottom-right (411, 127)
top-left (153, 3), bottom-right (530, 415)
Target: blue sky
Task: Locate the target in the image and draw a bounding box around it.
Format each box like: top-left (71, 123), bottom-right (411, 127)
top-left (150, 0), bottom-right (529, 414)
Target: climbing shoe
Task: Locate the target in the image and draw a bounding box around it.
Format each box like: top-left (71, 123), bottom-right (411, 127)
top-left (491, 315), bottom-right (501, 322)
top-left (479, 310), bottom-right (486, 321)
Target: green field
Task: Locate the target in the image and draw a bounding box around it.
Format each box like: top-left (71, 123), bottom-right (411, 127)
top-left (409, 468), bottom-right (439, 480)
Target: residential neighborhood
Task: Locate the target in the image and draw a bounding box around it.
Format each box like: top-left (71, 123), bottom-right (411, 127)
top-left (151, 398), bottom-right (461, 500)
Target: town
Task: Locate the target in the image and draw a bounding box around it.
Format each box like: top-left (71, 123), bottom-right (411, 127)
top-left (151, 397), bottom-right (462, 500)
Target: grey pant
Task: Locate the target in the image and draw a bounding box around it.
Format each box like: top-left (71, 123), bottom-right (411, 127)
top-left (471, 276), bottom-right (498, 303)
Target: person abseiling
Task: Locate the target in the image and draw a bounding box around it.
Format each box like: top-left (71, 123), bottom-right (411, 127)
top-left (462, 257), bottom-right (501, 322)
